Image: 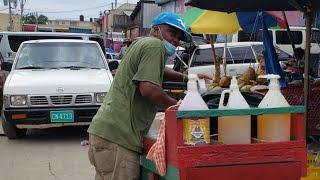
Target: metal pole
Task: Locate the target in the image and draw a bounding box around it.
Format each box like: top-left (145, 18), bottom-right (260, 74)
top-left (35, 12), bottom-right (38, 32)
top-left (223, 35), bottom-right (227, 76)
top-left (304, 10), bottom-right (314, 138)
top-left (8, 0), bottom-right (12, 31)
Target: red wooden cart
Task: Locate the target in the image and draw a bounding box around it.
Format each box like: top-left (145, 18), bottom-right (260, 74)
top-left (142, 106), bottom-right (306, 180)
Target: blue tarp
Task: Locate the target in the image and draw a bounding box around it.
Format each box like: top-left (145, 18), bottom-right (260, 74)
top-left (236, 12), bottom-right (278, 33)
top-left (261, 14), bottom-right (286, 87)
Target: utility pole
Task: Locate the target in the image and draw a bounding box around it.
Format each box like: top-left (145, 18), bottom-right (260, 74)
top-left (115, 0), bottom-right (117, 9)
top-left (35, 12), bottom-right (38, 32)
top-left (8, 0), bottom-right (13, 31)
top-left (20, 0), bottom-right (26, 31)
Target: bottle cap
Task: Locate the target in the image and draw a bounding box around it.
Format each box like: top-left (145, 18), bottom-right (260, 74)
top-left (258, 74), bottom-right (280, 90)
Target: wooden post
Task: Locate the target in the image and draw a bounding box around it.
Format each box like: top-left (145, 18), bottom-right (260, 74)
top-left (210, 35), bottom-right (220, 82)
top-left (304, 10), bottom-right (314, 137)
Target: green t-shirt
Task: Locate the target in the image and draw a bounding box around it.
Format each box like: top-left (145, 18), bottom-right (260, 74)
top-left (88, 37), bottom-right (166, 153)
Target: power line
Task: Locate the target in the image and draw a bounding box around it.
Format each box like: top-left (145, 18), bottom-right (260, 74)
top-left (36, 3), bottom-right (113, 14)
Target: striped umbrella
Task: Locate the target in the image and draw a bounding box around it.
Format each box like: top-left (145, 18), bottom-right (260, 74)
top-left (182, 7), bottom-right (286, 35)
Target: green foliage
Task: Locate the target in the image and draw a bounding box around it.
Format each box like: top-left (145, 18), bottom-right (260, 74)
top-left (23, 14), bottom-right (48, 24)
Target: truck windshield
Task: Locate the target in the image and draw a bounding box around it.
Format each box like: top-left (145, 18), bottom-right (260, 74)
top-left (15, 42), bottom-right (106, 69)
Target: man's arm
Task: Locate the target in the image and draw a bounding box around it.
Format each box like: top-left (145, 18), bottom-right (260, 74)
top-left (139, 81), bottom-right (177, 109)
top-left (163, 67), bottom-right (185, 82)
top-left (163, 67), bottom-right (212, 82)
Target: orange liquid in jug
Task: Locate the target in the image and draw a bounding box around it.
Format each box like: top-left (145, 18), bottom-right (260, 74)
top-left (257, 113), bottom-right (290, 142)
top-left (218, 115), bottom-right (251, 144)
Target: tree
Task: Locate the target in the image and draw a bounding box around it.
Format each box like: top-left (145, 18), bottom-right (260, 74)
top-left (23, 13), bottom-right (48, 24)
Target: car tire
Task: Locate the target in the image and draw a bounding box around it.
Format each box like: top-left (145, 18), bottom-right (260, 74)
top-left (1, 114), bottom-right (27, 139)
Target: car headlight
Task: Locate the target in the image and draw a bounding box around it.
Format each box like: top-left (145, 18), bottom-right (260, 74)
top-left (95, 92), bottom-right (107, 103)
top-left (10, 95), bottom-right (27, 106)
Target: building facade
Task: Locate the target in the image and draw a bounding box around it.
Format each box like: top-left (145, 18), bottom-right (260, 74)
top-left (129, 0), bottom-right (161, 39)
top-left (0, 13), bottom-right (21, 31)
top-left (37, 19), bottom-right (100, 33)
top-left (156, 0), bottom-right (190, 14)
top-left (100, 3), bottom-right (136, 33)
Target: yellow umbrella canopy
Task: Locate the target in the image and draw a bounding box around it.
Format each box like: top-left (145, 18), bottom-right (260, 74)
top-left (182, 7), bottom-right (241, 35)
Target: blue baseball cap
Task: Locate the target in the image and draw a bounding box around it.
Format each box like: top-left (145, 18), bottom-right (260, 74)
top-left (151, 12), bottom-right (192, 43)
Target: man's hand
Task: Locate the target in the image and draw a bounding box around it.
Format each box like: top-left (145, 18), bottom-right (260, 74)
top-left (197, 74), bottom-right (212, 80)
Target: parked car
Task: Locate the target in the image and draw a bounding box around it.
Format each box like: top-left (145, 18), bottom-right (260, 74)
top-left (187, 42), bottom-right (292, 77)
top-left (0, 32), bottom-right (105, 63)
top-left (105, 51), bottom-right (119, 61)
top-left (229, 26), bottom-right (320, 56)
top-left (1, 39), bottom-right (114, 139)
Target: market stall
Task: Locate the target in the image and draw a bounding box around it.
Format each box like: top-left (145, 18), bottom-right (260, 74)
top-left (186, 0), bottom-right (320, 138)
top-left (142, 106), bottom-right (305, 179)
top-left (141, 0), bottom-right (320, 179)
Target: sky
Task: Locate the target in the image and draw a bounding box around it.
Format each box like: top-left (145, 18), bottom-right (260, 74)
top-left (0, 0), bottom-right (139, 21)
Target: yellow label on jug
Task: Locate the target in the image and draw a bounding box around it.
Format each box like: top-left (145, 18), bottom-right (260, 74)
top-left (183, 118), bottom-right (210, 145)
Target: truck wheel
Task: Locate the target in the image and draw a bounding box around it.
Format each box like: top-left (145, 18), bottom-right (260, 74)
top-left (1, 115), bottom-right (27, 139)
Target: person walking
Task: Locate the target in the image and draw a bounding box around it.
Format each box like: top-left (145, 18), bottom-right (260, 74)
top-left (87, 12), bottom-right (210, 180)
top-left (119, 39), bottom-right (132, 59)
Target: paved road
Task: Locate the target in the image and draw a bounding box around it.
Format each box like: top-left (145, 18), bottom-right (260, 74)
top-left (0, 125), bottom-right (95, 180)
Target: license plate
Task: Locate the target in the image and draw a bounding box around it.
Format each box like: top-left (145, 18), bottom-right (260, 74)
top-left (50, 110), bottom-right (74, 123)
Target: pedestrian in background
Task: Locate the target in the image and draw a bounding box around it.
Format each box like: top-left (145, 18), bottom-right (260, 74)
top-left (87, 12), bottom-right (210, 180)
top-left (119, 39), bottom-right (132, 59)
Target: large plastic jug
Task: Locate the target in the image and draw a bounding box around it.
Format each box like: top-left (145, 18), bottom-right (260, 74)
top-left (178, 74), bottom-right (210, 145)
top-left (218, 76), bottom-right (251, 144)
top-left (257, 74), bottom-right (290, 142)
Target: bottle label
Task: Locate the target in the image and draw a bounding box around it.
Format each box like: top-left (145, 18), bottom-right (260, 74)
top-left (183, 117), bottom-right (210, 145)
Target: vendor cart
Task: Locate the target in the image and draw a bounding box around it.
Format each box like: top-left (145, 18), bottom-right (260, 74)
top-left (142, 106), bottom-right (306, 179)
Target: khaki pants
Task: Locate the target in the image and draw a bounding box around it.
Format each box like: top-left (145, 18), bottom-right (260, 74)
top-left (88, 134), bottom-right (140, 180)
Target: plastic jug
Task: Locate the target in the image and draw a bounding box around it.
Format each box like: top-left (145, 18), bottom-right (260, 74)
top-left (218, 76), bottom-right (251, 144)
top-left (178, 74), bottom-right (210, 145)
top-left (257, 74), bottom-right (290, 142)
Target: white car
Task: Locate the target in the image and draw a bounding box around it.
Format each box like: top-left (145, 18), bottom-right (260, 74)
top-left (1, 39), bottom-right (113, 139)
top-left (187, 42), bottom-right (292, 77)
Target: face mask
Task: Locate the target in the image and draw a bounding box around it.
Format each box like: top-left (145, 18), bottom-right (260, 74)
top-left (162, 40), bottom-right (176, 56)
top-left (158, 27), bottom-right (177, 56)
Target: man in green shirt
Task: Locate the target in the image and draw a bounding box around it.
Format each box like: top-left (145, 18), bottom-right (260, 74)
top-left (88, 12), bottom-right (210, 180)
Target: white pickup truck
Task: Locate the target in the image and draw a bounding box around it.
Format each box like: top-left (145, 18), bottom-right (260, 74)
top-left (1, 39), bottom-right (113, 139)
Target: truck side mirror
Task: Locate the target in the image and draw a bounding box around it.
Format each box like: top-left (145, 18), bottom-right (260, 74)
top-left (1, 62), bottom-right (12, 71)
top-left (108, 60), bottom-right (119, 71)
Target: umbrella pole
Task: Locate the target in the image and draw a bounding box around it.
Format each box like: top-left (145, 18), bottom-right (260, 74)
top-left (281, 11), bottom-right (299, 61)
top-left (304, 10), bottom-right (314, 139)
top-left (210, 35), bottom-right (220, 82)
top-left (223, 35), bottom-right (227, 76)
